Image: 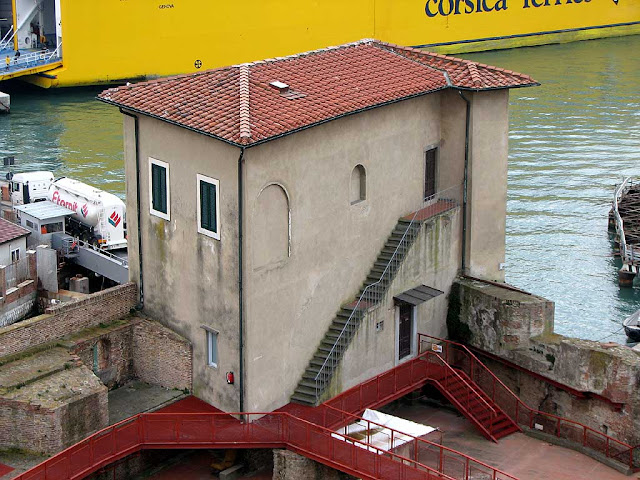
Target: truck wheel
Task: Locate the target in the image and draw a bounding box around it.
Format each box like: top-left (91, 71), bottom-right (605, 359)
top-left (90, 238), bottom-right (99, 248)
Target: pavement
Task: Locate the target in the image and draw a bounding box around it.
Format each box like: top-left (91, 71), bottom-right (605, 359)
top-left (389, 399), bottom-right (640, 480)
top-left (108, 380), bottom-right (186, 424)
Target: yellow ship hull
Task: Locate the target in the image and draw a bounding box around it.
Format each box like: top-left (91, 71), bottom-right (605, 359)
top-left (16, 0), bottom-right (640, 87)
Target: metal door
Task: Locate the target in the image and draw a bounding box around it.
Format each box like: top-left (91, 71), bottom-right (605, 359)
top-left (398, 303), bottom-right (413, 359)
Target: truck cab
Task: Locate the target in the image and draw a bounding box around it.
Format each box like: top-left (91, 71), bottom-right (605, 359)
top-left (9, 171), bottom-right (55, 206)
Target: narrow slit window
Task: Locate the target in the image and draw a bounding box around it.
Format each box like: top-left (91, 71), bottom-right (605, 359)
top-left (149, 158), bottom-right (170, 220)
top-left (197, 174), bottom-right (220, 240)
top-left (424, 149), bottom-right (437, 200)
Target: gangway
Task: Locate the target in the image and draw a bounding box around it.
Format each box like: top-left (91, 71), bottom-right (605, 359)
top-left (0, 45), bottom-right (62, 82)
top-left (52, 233), bottom-right (129, 284)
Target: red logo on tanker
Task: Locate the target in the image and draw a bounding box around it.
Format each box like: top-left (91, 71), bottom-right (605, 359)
top-left (108, 211), bottom-right (121, 228)
top-left (51, 190), bottom-right (78, 212)
top-left (81, 204), bottom-right (89, 217)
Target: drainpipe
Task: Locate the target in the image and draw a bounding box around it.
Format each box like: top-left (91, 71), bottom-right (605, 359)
top-left (458, 91), bottom-right (471, 274)
top-left (119, 109), bottom-right (144, 309)
top-left (237, 147), bottom-right (246, 412)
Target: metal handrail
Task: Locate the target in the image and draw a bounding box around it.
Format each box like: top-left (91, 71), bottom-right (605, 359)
top-left (314, 184), bottom-right (461, 403)
top-left (324, 403), bottom-right (518, 480)
top-left (0, 26), bottom-right (14, 50)
top-left (14, 410), bottom-right (455, 480)
top-left (65, 236), bottom-right (129, 267)
top-left (418, 334), bottom-right (639, 470)
top-left (10, 43), bottom-right (61, 69)
top-left (613, 177), bottom-right (640, 264)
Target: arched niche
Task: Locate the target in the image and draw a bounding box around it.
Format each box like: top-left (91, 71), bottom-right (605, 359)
top-left (253, 184), bottom-right (290, 269)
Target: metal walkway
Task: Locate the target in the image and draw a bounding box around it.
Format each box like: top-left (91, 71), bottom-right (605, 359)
top-left (0, 46), bottom-right (62, 82)
top-left (52, 233), bottom-right (129, 284)
top-left (12, 334), bottom-right (640, 479)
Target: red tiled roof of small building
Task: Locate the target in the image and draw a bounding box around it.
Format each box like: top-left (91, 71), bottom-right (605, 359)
top-left (98, 39), bottom-right (538, 147)
top-left (0, 218), bottom-right (29, 245)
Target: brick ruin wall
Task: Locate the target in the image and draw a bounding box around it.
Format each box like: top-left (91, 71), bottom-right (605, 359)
top-left (0, 283), bottom-right (138, 358)
top-left (132, 319), bottom-right (192, 391)
top-left (449, 277), bottom-right (640, 446)
top-left (0, 282), bottom-right (192, 455)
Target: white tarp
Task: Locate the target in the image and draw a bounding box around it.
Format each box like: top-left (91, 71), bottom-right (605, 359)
top-left (332, 409), bottom-right (436, 452)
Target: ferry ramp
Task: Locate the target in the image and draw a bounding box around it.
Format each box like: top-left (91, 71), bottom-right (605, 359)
top-left (52, 233), bottom-right (129, 285)
top-left (0, 47), bottom-right (62, 82)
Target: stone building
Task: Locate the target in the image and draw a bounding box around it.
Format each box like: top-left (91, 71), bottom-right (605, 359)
top-left (99, 39), bottom-right (537, 413)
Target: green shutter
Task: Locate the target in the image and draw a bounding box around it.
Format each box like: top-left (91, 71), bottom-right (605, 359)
top-left (200, 181), bottom-right (217, 233)
top-left (152, 164), bottom-right (167, 214)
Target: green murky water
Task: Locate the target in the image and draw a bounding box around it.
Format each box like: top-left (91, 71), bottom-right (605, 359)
top-left (1, 36), bottom-right (639, 343)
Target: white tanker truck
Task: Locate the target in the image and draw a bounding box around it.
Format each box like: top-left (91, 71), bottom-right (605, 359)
top-left (10, 173), bottom-right (127, 250)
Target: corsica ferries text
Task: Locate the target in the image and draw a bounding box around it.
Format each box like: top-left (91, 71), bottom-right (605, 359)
top-left (425, 0), bottom-right (589, 16)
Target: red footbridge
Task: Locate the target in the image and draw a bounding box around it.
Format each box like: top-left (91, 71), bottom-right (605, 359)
top-left (14, 335), bottom-right (639, 480)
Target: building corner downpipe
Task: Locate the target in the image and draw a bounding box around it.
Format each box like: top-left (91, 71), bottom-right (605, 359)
top-left (120, 108), bottom-right (144, 309)
top-left (237, 147), bottom-right (246, 413)
top-left (458, 91), bottom-right (470, 275)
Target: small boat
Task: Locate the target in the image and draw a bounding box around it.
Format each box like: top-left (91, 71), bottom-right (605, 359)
top-left (623, 310), bottom-right (640, 341)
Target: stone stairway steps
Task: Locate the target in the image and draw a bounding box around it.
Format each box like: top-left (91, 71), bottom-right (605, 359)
top-left (291, 218), bottom-right (423, 406)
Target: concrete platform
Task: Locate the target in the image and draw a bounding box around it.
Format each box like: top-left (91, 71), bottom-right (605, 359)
top-left (389, 400), bottom-right (639, 480)
top-left (108, 380), bottom-right (186, 424)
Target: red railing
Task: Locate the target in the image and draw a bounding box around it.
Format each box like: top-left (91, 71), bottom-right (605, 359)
top-left (324, 350), bottom-right (500, 440)
top-left (323, 404), bottom-right (518, 480)
top-left (418, 334), bottom-right (639, 470)
top-left (14, 411), bottom-right (454, 480)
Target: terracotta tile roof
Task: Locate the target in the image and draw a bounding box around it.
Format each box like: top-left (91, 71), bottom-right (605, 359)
top-left (0, 217), bottom-right (29, 245)
top-left (98, 39), bottom-right (538, 147)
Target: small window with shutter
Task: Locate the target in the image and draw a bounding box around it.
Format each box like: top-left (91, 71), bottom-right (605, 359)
top-left (197, 174), bottom-right (220, 240)
top-left (149, 158), bottom-right (170, 220)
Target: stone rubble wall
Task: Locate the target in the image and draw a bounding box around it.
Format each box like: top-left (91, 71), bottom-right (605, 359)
top-left (449, 276), bottom-right (640, 446)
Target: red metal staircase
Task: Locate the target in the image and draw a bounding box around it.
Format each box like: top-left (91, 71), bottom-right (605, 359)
top-left (420, 351), bottom-right (519, 442)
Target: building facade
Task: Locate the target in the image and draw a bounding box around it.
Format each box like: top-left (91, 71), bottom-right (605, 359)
top-left (100, 39), bottom-right (537, 413)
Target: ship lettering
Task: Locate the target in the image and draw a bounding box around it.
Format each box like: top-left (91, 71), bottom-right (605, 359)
top-left (425, 0), bottom-right (507, 17)
top-left (523, 0), bottom-right (590, 7)
top-left (159, 4), bottom-right (174, 9)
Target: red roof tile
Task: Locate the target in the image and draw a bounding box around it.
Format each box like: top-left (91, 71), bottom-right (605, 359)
top-left (98, 39), bottom-right (538, 147)
top-left (0, 218), bottom-right (29, 245)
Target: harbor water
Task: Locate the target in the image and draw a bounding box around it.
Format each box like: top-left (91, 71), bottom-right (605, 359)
top-left (0, 36), bottom-right (639, 344)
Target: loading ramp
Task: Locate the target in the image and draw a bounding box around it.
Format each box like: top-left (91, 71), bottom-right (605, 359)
top-left (52, 233), bottom-right (129, 284)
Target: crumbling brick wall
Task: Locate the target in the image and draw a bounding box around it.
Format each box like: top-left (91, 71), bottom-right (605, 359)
top-left (132, 319), bottom-right (192, 391)
top-left (0, 283), bottom-right (137, 358)
top-left (70, 322), bottom-right (135, 389)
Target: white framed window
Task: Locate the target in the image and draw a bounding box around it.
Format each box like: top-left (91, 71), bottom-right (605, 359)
top-left (149, 158), bottom-right (170, 220)
top-left (10, 248), bottom-right (20, 263)
top-left (197, 174), bottom-right (220, 240)
top-left (204, 328), bottom-right (219, 368)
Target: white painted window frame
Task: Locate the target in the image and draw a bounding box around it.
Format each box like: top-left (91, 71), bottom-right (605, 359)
top-left (196, 174), bottom-right (221, 240)
top-left (203, 326), bottom-right (219, 368)
top-left (149, 157), bottom-right (171, 221)
top-left (10, 247), bottom-right (20, 263)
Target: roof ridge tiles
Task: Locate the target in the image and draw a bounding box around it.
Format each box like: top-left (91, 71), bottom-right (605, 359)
top-left (239, 65), bottom-right (251, 143)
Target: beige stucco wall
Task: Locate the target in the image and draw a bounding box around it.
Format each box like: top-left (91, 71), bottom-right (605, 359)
top-left (121, 85), bottom-right (512, 414)
top-left (466, 90), bottom-right (509, 281)
top-left (243, 93), bottom-right (468, 412)
top-left (333, 208), bottom-right (461, 396)
top-left (123, 115), bottom-right (241, 412)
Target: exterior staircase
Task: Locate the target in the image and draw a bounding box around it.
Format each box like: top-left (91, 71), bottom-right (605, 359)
top-left (291, 218), bottom-right (423, 405)
top-left (424, 356), bottom-right (519, 441)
